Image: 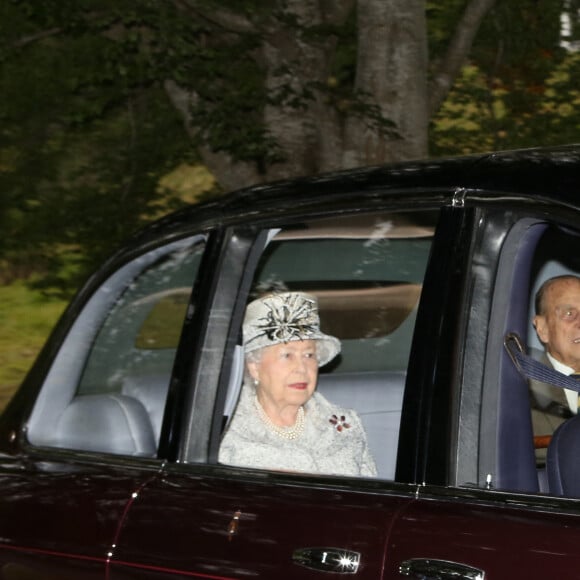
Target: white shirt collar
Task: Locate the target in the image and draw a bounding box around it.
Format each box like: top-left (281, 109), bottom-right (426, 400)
top-left (547, 351), bottom-right (575, 375)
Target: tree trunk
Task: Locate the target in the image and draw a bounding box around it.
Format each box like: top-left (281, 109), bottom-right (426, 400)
top-left (429, 0), bottom-right (498, 116)
top-left (167, 0), bottom-right (491, 191)
top-left (260, 0), bottom-right (345, 180)
top-left (342, 0), bottom-right (429, 167)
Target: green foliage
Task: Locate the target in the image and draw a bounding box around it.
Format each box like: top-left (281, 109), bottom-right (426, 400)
top-left (431, 64), bottom-right (496, 156)
top-left (2, 0), bottom-right (580, 295)
top-left (523, 51), bottom-right (580, 146)
top-left (1, 1), bottom-right (206, 293)
top-left (1, 79), bottom-right (195, 293)
top-left (430, 0), bottom-right (580, 157)
top-left (427, 0), bottom-right (467, 61)
top-left (0, 281), bottom-right (67, 410)
top-left (1, 0), bottom-right (283, 170)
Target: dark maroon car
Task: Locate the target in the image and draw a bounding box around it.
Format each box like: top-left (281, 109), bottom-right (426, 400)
top-left (2, 146), bottom-right (580, 579)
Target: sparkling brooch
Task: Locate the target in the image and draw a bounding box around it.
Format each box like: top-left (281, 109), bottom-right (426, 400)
top-left (329, 414), bottom-right (351, 432)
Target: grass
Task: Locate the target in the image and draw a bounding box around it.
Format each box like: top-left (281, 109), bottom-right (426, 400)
top-left (0, 282), bottom-right (67, 411)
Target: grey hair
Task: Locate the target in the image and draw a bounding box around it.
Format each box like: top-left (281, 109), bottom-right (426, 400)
top-left (535, 275), bottom-right (580, 315)
top-left (244, 347), bottom-right (263, 385)
top-left (245, 348), bottom-right (263, 364)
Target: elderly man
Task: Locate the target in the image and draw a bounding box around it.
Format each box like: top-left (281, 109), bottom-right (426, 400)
top-left (531, 275), bottom-right (580, 452)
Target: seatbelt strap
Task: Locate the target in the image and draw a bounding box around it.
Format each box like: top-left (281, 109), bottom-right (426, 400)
top-left (504, 332), bottom-right (580, 393)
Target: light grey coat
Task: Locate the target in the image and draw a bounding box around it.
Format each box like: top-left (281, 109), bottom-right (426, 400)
top-left (219, 385), bottom-right (377, 477)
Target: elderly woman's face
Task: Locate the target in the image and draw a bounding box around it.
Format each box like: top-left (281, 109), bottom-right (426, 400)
top-left (248, 340), bottom-right (318, 410)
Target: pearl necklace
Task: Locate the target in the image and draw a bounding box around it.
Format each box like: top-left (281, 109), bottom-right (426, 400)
top-left (254, 397), bottom-right (305, 440)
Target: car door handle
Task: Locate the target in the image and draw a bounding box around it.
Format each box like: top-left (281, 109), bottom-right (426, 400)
top-left (399, 558), bottom-right (485, 580)
top-left (292, 547), bottom-right (361, 574)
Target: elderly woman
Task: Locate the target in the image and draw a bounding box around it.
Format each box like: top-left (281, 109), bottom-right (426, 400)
top-left (219, 292), bottom-right (377, 477)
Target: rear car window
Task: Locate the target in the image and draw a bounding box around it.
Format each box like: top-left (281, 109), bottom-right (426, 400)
top-left (219, 210), bottom-right (437, 480)
top-left (254, 212), bottom-right (435, 373)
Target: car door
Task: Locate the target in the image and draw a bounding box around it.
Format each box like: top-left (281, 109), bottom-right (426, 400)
top-left (110, 468), bottom-right (412, 580)
top-left (0, 455), bottom-right (161, 580)
top-left (0, 234), bottom-right (206, 579)
top-left (386, 198), bottom-right (580, 579)
top-left (387, 490), bottom-right (580, 579)
top-left (107, 204), bottom-right (458, 579)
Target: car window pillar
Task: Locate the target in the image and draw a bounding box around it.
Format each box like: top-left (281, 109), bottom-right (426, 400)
top-left (397, 205), bottom-right (476, 487)
top-left (165, 227), bottom-right (263, 464)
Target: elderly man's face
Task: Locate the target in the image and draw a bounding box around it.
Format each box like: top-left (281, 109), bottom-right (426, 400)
top-left (534, 278), bottom-right (580, 371)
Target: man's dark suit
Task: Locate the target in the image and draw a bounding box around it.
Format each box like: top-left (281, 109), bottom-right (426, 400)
top-left (529, 348), bottom-right (574, 463)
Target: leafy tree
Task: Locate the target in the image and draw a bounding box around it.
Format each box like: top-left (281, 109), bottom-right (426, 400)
top-left (431, 0), bottom-right (580, 156)
top-left (2, 0), bottom-right (498, 187)
top-left (1, 0), bottom-right (578, 291)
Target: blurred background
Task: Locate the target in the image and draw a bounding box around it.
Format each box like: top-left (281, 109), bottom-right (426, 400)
top-left (1, 0), bottom-right (580, 409)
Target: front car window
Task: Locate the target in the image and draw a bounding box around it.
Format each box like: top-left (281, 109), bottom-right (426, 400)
top-left (527, 226), bottom-right (580, 495)
top-left (481, 212), bottom-right (580, 498)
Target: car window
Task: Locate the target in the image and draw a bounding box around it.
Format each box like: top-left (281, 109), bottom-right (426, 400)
top-left (218, 210), bottom-right (437, 480)
top-left (27, 236), bottom-right (205, 456)
top-left (528, 225), bottom-right (580, 493)
top-left (481, 215), bottom-right (580, 498)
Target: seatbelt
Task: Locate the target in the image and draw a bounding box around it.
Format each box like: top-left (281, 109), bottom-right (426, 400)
top-left (504, 332), bottom-right (580, 393)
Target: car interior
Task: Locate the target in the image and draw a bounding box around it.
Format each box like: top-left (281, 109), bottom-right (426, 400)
top-left (492, 220), bottom-right (580, 495)
top-left (23, 203), bottom-right (580, 499)
top-left (26, 236), bottom-right (205, 457)
top-left (220, 211), bottom-right (436, 479)
top-left (530, 227), bottom-right (580, 497)
top-left (27, 203), bottom-right (580, 500)
top-left (26, 210), bottom-right (437, 484)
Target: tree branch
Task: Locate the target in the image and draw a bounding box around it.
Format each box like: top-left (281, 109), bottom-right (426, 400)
top-left (11, 27), bottom-right (62, 49)
top-left (320, 0), bottom-right (356, 26)
top-left (163, 79), bottom-right (260, 189)
top-left (428, 0), bottom-right (497, 117)
top-left (170, 0), bottom-right (255, 34)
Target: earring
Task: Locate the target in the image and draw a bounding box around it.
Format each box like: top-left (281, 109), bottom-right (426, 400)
top-left (253, 378), bottom-right (259, 387)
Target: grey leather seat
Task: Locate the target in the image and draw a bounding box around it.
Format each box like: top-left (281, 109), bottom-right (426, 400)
top-left (122, 374), bottom-right (170, 444)
top-left (317, 371), bottom-right (405, 479)
top-left (54, 393), bottom-right (157, 456)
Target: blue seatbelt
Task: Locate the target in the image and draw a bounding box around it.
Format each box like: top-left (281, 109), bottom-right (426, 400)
top-left (504, 333), bottom-right (580, 393)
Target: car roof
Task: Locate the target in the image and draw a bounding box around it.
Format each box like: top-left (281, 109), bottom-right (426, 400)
top-left (133, 144), bottom-right (580, 244)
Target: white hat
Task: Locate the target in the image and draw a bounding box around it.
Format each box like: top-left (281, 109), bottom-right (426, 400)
top-left (243, 292), bottom-right (341, 367)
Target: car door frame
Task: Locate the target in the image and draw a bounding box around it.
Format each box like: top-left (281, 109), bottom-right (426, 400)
top-left (106, 190), bottom-right (487, 579)
top-left (386, 194), bottom-right (580, 580)
top-left (174, 191), bottom-right (475, 476)
top-left (0, 228), bottom-right (214, 578)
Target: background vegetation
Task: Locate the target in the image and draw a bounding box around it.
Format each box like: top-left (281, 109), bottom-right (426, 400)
top-left (1, 0), bottom-right (580, 407)
top-left (0, 283), bottom-right (66, 407)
